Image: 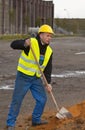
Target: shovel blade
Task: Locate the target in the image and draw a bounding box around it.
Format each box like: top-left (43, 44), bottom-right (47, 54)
top-left (56, 107), bottom-right (72, 119)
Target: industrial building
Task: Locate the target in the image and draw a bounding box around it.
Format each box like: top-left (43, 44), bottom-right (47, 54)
top-left (0, 0), bottom-right (54, 34)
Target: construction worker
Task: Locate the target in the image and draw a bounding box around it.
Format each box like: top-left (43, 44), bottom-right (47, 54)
top-left (6, 24), bottom-right (54, 130)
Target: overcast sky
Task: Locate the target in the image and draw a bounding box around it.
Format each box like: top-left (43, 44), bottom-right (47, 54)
top-left (46, 0), bottom-right (85, 18)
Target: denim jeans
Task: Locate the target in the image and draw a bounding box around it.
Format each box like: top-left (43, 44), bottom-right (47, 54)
top-left (6, 71), bottom-right (47, 126)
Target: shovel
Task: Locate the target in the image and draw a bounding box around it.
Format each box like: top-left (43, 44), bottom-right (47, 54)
top-left (29, 41), bottom-right (73, 119)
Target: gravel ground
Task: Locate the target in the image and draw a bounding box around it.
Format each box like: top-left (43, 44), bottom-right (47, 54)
top-left (0, 36), bottom-right (85, 130)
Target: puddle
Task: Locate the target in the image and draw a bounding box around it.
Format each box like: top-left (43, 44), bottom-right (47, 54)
top-left (75, 52), bottom-right (85, 55)
top-left (0, 85), bottom-right (14, 90)
top-left (51, 71), bottom-right (85, 78)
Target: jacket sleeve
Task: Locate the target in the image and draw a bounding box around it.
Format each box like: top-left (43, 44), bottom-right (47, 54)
top-left (10, 39), bottom-right (26, 49)
top-left (10, 39), bottom-right (30, 55)
top-left (44, 53), bottom-right (53, 84)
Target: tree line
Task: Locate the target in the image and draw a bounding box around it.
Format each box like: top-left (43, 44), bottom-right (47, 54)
top-left (55, 18), bottom-right (85, 34)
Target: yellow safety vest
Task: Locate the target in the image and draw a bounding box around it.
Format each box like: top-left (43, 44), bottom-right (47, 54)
top-left (17, 38), bottom-right (52, 77)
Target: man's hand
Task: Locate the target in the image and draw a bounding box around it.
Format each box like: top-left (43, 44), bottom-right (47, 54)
top-left (24, 39), bottom-right (30, 47)
top-left (46, 84), bottom-right (52, 92)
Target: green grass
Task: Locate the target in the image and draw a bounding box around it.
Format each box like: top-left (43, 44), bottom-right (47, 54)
top-left (0, 33), bottom-right (78, 42)
top-left (0, 34), bottom-right (30, 40)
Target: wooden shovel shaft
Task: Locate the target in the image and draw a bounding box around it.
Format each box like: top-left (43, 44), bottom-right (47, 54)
top-left (29, 42), bottom-right (60, 111)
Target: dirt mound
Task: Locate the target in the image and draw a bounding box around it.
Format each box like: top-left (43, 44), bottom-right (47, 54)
top-left (4, 100), bottom-right (85, 130)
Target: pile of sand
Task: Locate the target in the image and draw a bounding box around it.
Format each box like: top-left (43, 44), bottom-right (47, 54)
top-left (5, 100), bottom-right (85, 130)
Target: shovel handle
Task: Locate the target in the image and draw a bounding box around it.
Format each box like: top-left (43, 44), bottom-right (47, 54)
top-left (50, 91), bottom-right (60, 111)
top-left (29, 40), bottom-right (60, 112)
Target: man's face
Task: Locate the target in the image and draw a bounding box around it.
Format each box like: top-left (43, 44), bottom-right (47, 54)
top-left (40, 33), bottom-right (52, 44)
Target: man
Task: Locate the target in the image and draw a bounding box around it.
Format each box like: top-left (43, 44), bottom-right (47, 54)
top-left (6, 24), bottom-right (54, 130)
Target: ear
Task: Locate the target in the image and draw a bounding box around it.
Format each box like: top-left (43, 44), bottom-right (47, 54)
top-left (39, 33), bottom-right (43, 39)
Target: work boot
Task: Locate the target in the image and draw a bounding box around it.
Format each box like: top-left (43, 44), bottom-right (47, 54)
top-left (32, 120), bottom-right (48, 126)
top-left (7, 126), bottom-right (15, 130)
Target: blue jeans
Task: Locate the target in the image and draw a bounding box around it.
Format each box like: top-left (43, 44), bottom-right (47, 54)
top-left (6, 71), bottom-right (47, 126)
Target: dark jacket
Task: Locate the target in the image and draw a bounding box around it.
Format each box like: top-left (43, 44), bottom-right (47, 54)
top-left (10, 35), bottom-right (53, 83)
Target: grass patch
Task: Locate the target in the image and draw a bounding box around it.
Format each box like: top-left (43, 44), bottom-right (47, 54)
top-left (0, 34), bottom-right (30, 40)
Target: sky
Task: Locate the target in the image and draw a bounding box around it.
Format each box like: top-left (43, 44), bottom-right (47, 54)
top-left (46, 0), bottom-right (85, 18)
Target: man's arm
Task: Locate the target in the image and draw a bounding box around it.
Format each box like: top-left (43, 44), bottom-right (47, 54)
top-left (44, 54), bottom-right (52, 84)
top-left (10, 39), bottom-right (30, 50)
top-left (10, 39), bottom-right (30, 55)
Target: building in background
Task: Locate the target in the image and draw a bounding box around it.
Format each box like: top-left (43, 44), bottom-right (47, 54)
top-left (0, 0), bottom-right (54, 34)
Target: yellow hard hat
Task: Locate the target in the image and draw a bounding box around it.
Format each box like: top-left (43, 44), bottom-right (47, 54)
top-left (38, 24), bottom-right (54, 34)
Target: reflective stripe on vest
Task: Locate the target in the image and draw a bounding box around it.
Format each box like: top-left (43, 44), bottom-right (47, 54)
top-left (17, 38), bottom-right (52, 77)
